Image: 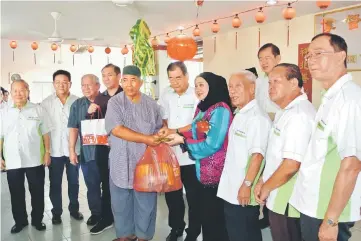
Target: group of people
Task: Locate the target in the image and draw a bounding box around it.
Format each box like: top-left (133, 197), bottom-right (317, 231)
top-left (0, 32), bottom-right (360, 241)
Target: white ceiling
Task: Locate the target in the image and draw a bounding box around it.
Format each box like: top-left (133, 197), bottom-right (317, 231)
top-left (1, 0), bottom-right (359, 47)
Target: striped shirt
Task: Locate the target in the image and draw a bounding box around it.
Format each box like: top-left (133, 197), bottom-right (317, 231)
top-left (105, 92), bottom-right (163, 189)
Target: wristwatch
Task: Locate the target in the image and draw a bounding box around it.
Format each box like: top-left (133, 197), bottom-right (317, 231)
top-left (326, 218), bottom-right (338, 227)
top-left (244, 180), bottom-right (252, 187)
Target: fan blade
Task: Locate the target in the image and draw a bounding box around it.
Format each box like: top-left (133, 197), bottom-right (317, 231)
top-left (27, 30), bottom-right (49, 38)
top-left (77, 37), bottom-right (104, 41)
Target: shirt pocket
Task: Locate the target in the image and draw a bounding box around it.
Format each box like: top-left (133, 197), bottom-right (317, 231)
top-left (311, 121), bottom-right (329, 160)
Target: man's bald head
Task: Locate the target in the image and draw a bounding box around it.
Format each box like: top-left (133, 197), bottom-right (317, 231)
top-left (228, 70), bottom-right (257, 109)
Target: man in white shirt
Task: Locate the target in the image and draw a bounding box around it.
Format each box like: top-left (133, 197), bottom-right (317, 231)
top-left (254, 63), bottom-right (316, 241)
top-left (0, 79), bottom-right (51, 233)
top-left (41, 70), bottom-right (83, 225)
top-left (290, 33), bottom-right (361, 241)
top-left (217, 70), bottom-right (271, 241)
top-left (256, 43), bottom-right (281, 121)
top-left (158, 62), bottom-right (201, 241)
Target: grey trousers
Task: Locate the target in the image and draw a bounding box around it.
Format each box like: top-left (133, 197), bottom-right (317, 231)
top-left (110, 178), bottom-right (157, 240)
top-left (300, 213), bottom-right (354, 241)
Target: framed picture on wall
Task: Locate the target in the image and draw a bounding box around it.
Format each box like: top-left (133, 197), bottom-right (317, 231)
top-left (314, 5), bottom-right (361, 71)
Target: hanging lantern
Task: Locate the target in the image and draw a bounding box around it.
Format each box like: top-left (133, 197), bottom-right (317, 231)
top-left (165, 33), bottom-right (171, 44)
top-left (283, 3), bottom-right (296, 20)
top-left (193, 25), bottom-right (201, 37)
top-left (121, 45), bottom-right (129, 66)
top-left (31, 42), bottom-right (38, 64)
top-left (195, 0), bottom-right (204, 7)
top-left (255, 8), bottom-right (266, 23)
top-left (151, 37), bottom-right (158, 47)
top-left (9, 40), bottom-right (17, 62)
top-left (105, 47), bottom-right (111, 64)
top-left (167, 33), bottom-right (197, 61)
top-left (317, 1), bottom-right (331, 9)
top-left (51, 43), bottom-right (58, 63)
top-left (211, 20), bottom-right (220, 33)
top-left (232, 14), bottom-right (242, 28)
top-left (70, 44), bottom-right (77, 66)
top-left (88, 45), bottom-right (94, 64)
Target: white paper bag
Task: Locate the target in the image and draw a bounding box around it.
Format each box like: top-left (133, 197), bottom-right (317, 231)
top-left (81, 119), bottom-right (109, 146)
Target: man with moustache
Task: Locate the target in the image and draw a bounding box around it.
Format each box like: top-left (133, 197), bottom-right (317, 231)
top-left (217, 70), bottom-right (271, 241)
top-left (1, 79), bottom-right (51, 233)
top-left (254, 63), bottom-right (316, 241)
top-left (41, 70), bottom-right (83, 225)
top-left (86, 64), bottom-right (123, 234)
top-left (290, 33), bottom-right (361, 241)
top-left (68, 74), bottom-right (102, 227)
top-left (158, 61), bottom-right (201, 241)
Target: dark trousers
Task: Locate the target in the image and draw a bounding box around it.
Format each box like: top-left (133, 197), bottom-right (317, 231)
top-left (96, 146), bottom-right (113, 223)
top-left (165, 164), bottom-right (202, 237)
top-left (49, 156), bottom-right (80, 216)
top-left (7, 165), bottom-right (45, 225)
top-left (224, 201), bottom-right (262, 241)
top-left (300, 213), bottom-right (355, 241)
top-left (200, 184), bottom-right (229, 241)
top-left (269, 209), bottom-right (302, 241)
top-left (81, 160), bottom-right (101, 216)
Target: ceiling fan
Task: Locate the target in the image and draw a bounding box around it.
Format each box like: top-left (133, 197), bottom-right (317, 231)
top-left (29, 12), bottom-right (103, 44)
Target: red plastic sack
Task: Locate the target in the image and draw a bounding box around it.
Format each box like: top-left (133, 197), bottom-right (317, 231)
top-left (134, 143), bottom-right (183, 193)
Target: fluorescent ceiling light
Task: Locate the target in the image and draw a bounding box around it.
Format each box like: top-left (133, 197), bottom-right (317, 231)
top-left (266, 0), bottom-right (277, 5)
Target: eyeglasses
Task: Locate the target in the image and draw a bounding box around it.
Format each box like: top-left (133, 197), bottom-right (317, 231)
top-left (304, 51), bottom-right (335, 62)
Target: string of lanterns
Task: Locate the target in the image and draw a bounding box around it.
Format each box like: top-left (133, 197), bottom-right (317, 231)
top-left (8, 0), bottom-right (331, 63)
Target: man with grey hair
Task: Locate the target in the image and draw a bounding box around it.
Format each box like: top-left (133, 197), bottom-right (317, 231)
top-left (217, 70), bottom-right (271, 241)
top-left (68, 74), bottom-right (102, 226)
top-left (1, 79), bottom-right (51, 233)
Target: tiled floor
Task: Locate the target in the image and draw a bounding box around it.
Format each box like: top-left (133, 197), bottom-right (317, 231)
top-left (1, 169), bottom-right (360, 241)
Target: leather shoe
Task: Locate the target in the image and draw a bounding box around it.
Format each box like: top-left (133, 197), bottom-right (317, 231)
top-left (166, 229), bottom-right (183, 241)
top-left (52, 215), bottom-right (62, 225)
top-left (87, 215), bottom-right (100, 226)
top-left (32, 222), bottom-right (46, 231)
top-left (70, 212), bottom-right (84, 221)
top-left (10, 223), bottom-right (28, 234)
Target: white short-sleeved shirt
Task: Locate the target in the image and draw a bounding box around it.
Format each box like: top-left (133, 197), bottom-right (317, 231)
top-left (0, 102), bottom-right (52, 170)
top-left (41, 93), bottom-right (80, 157)
top-left (255, 76), bottom-right (280, 114)
top-left (290, 74), bottom-right (361, 222)
top-left (217, 100), bottom-right (271, 205)
top-left (158, 86), bottom-right (198, 166)
top-left (263, 93), bottom-right (316, 216)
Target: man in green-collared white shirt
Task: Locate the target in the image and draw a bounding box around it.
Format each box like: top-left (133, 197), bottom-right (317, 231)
top-left (0, 79), bottom-right (51, 234)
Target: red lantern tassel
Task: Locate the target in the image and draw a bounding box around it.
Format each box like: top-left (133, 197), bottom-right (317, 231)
top-left (214, 36), bottom-right (216, 53)
top-left (322, 13), bottom-right (325, 33)
top-left (107, 56), bottom-right (109, 64)
top-left (12, 51), bottom-right (15, 62)
top-left (287, 22), bottom-right (290, 47)
top-left (53, 53), bottom-right (56, 63)
top-left (34, 53), bottom-right (36, 65)
top-left (124, 57), bottom-right (126, 67)
top-left (258, 28), bottom-right (261, 48)
top-left (90, 55), bottom-right (92, 65)
top-left (73, 55), bottom-right (75, 66)
top-left (235, 32), bottom-right (238, 50)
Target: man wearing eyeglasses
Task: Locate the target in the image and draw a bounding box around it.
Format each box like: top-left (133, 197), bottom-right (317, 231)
top-left (41, 70), bottom-right (83, 225)
top-left (290, 33), bottom-right (361, 241)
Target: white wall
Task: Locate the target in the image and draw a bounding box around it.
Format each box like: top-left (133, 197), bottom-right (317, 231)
top-left (1, 39), bottom-right (132, 103)
top-left (203, 13), bottom-right (361, 108)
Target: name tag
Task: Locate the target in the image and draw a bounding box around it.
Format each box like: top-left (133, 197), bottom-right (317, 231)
top-left (235, 130), bottom-right (246, 138)
top-left (317, 120), bottom-right (326, 131)
top-left (273, 127), bottom-right (281, 136)
top-left (27, 116), bottom-right (40, 121)
top-left (183, 104), bottom-right (194, 109)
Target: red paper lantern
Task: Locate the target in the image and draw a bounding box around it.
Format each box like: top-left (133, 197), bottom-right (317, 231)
top-left (51, 43), bottom-right (58, 51)
top-left (151, 37), bottom-right (158, 47)
top-left (317, 0), bottom-right (331, 9)
top-left (167, 34), bottom-right (197, 61)
top-left (232, 14), bottom-right (242, 28)
top-left (105, 47), bottom-right (111, 54)
top-left (283, 3), bottom-right (296, 20)
top-left (165, 33), bottom-right (171, 44)
top-left (211, 20), bottom-right (220, 33)
top-left (255, 8), bottom-right (266, 23)
top-left (193, 25), bottom-right (201, 37)
top-left (70, 44), bottom-right (77, 52)
top-left (88, 46), bottom-right (94, 53)
top-left (196, 0), bottom-right (204, 7)
top-left (10, 40), bottom-right (17, 49)
top-left (31, 42), bottom-right (38, 50)
top-left (121, 45), bottom-right (129, 55)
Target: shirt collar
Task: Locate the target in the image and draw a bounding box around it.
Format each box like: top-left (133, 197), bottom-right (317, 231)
top-left (323, 73), bottom-right (351, 100)
top-left (173, 85), bottom-right (193, 96)
top-left (284, 93), bottom-right (308, 110)
top-left (234, 99), bottom-right (257, 114)
top-left (103, 86), bottom-right (123, 96)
